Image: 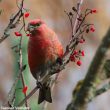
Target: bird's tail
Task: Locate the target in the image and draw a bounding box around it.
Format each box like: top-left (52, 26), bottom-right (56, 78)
top-left (38, 83), bottom-right (52, 104)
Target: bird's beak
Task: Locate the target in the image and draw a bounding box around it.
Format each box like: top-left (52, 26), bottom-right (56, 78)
top-left (27, 24), bottom-right (36, 32)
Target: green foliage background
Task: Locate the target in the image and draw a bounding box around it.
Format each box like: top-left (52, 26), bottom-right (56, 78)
top-left (11, 35), bottom-right (40, 109)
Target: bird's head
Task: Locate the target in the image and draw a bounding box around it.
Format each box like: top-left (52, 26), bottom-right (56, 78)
top-left (27, 19), bottom-right (45, 33)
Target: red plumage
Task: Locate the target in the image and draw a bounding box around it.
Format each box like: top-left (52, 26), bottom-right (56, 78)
top-left (27, 19), bottom-right (63, 104)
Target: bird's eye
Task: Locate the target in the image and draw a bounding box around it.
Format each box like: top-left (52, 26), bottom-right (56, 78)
top-left (36, 23), bottom-right (41, 26)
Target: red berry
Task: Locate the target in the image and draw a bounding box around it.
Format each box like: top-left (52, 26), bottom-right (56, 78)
top-left (79, 39), bottom-right (85, 43)
top-left (70, 55), bottom-right (75, 62)
top-left (91, 9), bottom-right (97, 14)
top-left (81, 50), bottom-right (85, 56)
top-left (73, 50), bottom-right (78, 55)
top-left (24, 12), bottom-right (30, 18)
top-left (90, 27), bottom-right (95, 32)
top-left (22, 86), bottom-right (28, 94)
top-left (14, 32), bottom-right (22, 36)
top-left (77, 60), bottom-right (82, 66)
top-left (26, 33), bottom-right (31, 37)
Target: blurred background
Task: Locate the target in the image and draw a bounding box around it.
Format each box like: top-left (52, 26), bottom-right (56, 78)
top-left (0, 0), bottom-right (110, 110)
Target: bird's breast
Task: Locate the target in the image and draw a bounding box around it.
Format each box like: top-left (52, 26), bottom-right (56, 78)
top-left (28, 30), bottom-right (63, 79)
top-left (28, 39), bottom-right (58, 73)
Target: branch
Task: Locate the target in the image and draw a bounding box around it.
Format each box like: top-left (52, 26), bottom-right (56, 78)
top-left (87, 80), bottom-right (110, 102)
top-left (95, 81), bottom-right (110, 97)
top-left (73, 0), bottom-right (84, 35)
top-left (66, 28), bottom-right (110, 110)
top-left (18, 86), bottom-right (38, 106)
top-left (0, 0), bottom-right (24, 43)
top-left (2, 0), bottom-right (30, 107)
top-left (18, 36), bottom-right (28, 107)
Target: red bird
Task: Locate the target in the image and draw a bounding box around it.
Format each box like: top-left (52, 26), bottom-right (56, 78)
top-left (27, 19), bottom-right (63, 104)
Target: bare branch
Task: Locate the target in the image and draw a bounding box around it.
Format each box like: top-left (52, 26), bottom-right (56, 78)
top-left (0, 0), bottom-right (24, 43)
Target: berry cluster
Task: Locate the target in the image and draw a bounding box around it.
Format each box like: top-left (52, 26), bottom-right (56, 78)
top-left (65, 7), bottom-right (97, 66)
top-left (70, 50), bottom-right (85, 66)
top-left (14, 12), bottom-right (30, 37)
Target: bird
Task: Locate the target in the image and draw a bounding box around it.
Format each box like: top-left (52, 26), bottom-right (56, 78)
top-left (27, 19), bottom-right (63, 104)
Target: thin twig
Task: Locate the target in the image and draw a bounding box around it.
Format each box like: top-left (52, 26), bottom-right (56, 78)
top-left (18, 86), bottom-right (38, 106)
top-left (18, 36), bottom-right (28, 107)
top-left (0, 0), bottom-right (24, 43)
top-left (2, 0), bottom-right (29, 107)
top-left (95, 81), bottom-right (110, 97)
top-left (73, 0), bottom-right (84, 35)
